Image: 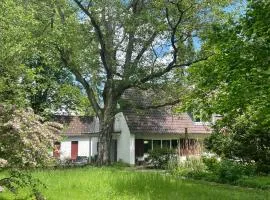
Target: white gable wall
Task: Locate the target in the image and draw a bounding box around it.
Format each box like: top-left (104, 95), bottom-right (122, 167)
top-left (90, 137), bottom-right (98, 157)
top-left (60, 136), bottom-right (91, 159)
top-left (60, 140), bottom-right (71, 159)
top-left (116, 112), bottom-right (135, 165)
top-left (58, 113), bottom-right (135, 165)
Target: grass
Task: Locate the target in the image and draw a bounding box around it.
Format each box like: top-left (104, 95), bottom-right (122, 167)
top-left (237, 176), bottom-right (270, 190)
top-left (0, 167), bottom-right (269, 200)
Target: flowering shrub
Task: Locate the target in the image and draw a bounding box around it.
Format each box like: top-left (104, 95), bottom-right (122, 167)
top-left (0, 104), bottom-right (62, 199)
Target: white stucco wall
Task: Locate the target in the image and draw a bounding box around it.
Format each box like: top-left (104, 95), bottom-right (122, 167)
top-left (90, 137), bottom-right (98, 157)
top-left (78, 138), bottom-right (90, 157)
top-left (116, 112), bottom-right (135, 165)
top-left (60, 136), bottom-right (91, 159)
top-left (130, 134), bottom-right (135, 165)
top-left (58, 113), bottom-right (135, 164)
top-left (60, 140), bottom-right (71, 159)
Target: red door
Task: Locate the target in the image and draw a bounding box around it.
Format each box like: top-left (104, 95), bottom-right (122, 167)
top-left (71, 141), bottom-right (78, 160)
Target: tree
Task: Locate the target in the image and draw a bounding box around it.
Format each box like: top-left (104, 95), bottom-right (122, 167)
top-left (1, 0), bottom-right (231, 164)
top-left (184, 0), bottom-right (270, 172)
top-left (0, 0), bottom-right (91, 116)
top-left (0, 104), bottom-right (62, 199)
top-left (23, 55), bottom-right (93, 116)
top-left (40, 0), bottom-right (232, 164)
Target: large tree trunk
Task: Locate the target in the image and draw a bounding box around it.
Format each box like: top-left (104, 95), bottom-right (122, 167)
top-left (97, 112), bottom-right (114, 165)
top-left (97, 81), bottom-right (117, 165)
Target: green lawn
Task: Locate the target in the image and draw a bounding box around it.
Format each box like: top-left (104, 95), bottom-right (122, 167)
top-left (0, 167), bottom-right (269, 200)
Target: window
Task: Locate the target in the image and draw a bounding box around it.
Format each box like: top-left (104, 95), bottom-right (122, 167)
top-left (144, 140), bottom-right (152, 153)
top-left (171, 140), bottom-right (178, 149)
top-left (153, 140), bottom-right (161, 149)
top-left (162, 140), bottom-right (170, 149)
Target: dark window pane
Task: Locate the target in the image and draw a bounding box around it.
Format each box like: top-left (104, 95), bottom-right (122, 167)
top-left (162, 140), bottom-right (170, 149)
top-left (144, 140), bottom-right (151, 153)
top-left (171, 140), bottom-right (178, 148)
top-left (153, 140), bottom-right (161, 149)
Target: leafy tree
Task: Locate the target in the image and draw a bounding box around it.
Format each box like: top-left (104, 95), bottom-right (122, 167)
top-left (0, 0), bottom-right (91, 116)
top-left (44, 0), bottom-right (231, 164)
top-left (23, 55), bottom-right (93, 115)
top-left (0, 104), bottom-right (62, 199)
top-left (1, 0), bottom-right (231, 164)
top-left (184, 0), bottom-right (270, 172)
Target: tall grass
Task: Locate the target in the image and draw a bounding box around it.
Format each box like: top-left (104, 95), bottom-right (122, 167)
top-left (0, 167), bottom-right (269, 200)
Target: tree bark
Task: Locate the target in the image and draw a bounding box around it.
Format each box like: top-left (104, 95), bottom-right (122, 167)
top-left (97, 80), bottom-right (117, 165)
top-left (98, 111), bottom-right (114, 165)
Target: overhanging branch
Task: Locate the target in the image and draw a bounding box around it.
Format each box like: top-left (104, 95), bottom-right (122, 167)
top-left (58, 48), bottom-right (102, 118)
top-left (71, 68), bottom-right (102, 117)
top-left (133, 31), bottom-right (158, 66)
top-left (139, 99), bottom-right (181, 109)
top-left (138, 56), bottom-right (210, 85)
top-left (73, 0), bottom-right (112, 77)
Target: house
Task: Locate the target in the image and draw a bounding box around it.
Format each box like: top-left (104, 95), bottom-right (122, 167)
top-left (53, 109), bottom-right (212, 165)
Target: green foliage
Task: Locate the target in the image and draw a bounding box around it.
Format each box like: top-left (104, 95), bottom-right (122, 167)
top-left (201, 156), bottom-right (220, 172)
top-left (24, 56), bottom-right (92, 115)
top-left (0, 1), bottom-right (91, 116)
top-left (169, 157), bottom-right (208, 178)
top-left (0, 104), bottom-right (62, 199)
top-left (202, 157), bottom-right (256, 183)
top-left (148, 148), bottom-right (174, 169)
top-left (204, 111), bottom-right (270, 173)
top-left (215, 160), bottom-right (254, 183)
top-left (182, 0), bottom-right (270, 172)
top-left (169, 155), bottom-right (257, 185)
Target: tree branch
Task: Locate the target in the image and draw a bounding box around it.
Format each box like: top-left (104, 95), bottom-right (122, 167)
top-left (138, 56), bottom-right (210, 84)
top-left (125, 98), bottom-right (181, 110)
top-left (124, 32), bottom-right (135, 68)
top-left (133, 32), bottom-right (158, 66)
top-left (73, 0), bottom-right (112, 77)
top-left (141, 99), bottom-right (181, 109)
top-left (71, 68), bottom-right (102, 118)
top-left (58, 48), bottom-right (102, 118)
top-left (55, 0), bottom-right (65, 24)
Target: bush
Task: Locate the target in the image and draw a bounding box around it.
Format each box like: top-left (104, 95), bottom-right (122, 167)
top-left (0, 105), bottom-right (62, 199)
top-left (202, 157), bottom-right (256, 183)
top-left (169, 157), bottom-right (208, 178)
top-left (204, 112), bottom-right (270, 174)
top-left (148, 148), bottom-right (174, 169)
top-left (202, 156), bottom-right (220, 173)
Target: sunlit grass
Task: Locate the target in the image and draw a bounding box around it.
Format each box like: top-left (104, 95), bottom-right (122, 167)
top-left (0, 167), bottom-right (269, 200)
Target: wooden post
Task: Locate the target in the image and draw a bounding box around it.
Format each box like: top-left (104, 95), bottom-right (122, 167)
top-left (185, 128), bottom-right (189, 158)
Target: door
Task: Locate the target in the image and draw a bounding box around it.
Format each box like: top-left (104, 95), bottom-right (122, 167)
top-left (71, 141), bottom-right (78, 160)
top-left (135, 139), bottom-right (144, 157)
top-left (110, 140), bottom-right (117, 162)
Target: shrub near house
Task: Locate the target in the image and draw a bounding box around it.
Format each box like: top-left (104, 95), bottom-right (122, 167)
top-left (0, 104), bottom-right (62, 199)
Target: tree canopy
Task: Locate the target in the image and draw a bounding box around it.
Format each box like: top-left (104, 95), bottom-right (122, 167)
top-left (1, 0), bottom-right (234, 164)
top-left (184, 0), bottom-right (270, 172)
top-left (0, 0), bottom-right (91, 115)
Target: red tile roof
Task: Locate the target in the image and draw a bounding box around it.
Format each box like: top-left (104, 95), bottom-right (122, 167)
top-left (124, 110), bottom-right (211, 134)
top-left (53, 115), bottom-right (99, 136)
top-left (53, 110), bottom-right (211, 136)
